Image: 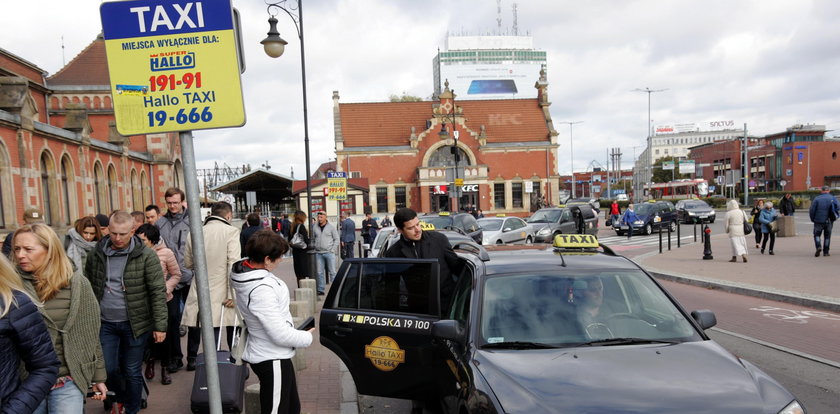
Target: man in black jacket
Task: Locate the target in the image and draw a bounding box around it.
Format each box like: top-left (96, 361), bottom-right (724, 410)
top-left (384, 208), bottom-right (462, 310)
top-left (780, 193), bottom-right (795, 216)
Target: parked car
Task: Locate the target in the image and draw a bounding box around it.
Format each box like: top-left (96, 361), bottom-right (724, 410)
top-left (527, 205), bottom-right (599, 243)
top-left (615, 193), bottom-right (629, 201)
top-left (675, 199), bottom-right (716, 223)
top-left (364, 226), bottom-right (396, 258)
top-left (374, 228), bottom-right (480, 258)
top-left (565, 197), bottom-right (601, 213)
top-left (613, 200), bottom-right (678, 236)
top-left (477, 216), bottom-right (534, 245)
top-left (418, 212), bottom-right (483, 244)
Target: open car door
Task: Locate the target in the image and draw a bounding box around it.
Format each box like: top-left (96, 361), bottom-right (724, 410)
top-left (320, 258), bottom-right (442, 401)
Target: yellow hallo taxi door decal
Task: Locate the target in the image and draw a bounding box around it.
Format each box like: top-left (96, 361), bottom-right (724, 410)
top-left (365, 336), bottom-right (406, 372)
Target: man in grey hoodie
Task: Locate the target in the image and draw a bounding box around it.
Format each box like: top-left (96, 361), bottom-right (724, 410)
top-left (311, 211), bottom-right (338, 295)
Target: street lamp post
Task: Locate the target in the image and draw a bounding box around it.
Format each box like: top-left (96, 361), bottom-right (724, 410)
top-left (633, 87), bottom-right (667, 199)
top-left (262, 0), bottom-right (313, 219)
top-left (438, 113), bottom-right (461, 212)
top-left (559, 121), bottom-right (583, 199)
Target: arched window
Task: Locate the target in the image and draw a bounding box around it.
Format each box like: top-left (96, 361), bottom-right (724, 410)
top-left (131, 169), bottom-right (141, 210)
top-left (174, 159), bottom-right (184, 188)
top-left (140, 169), bottom-right (150, 207)
top-left (0, 143), bottom-right (9, 229)
top-left (60, 156), bottom-right (73, 225)
top-left (107, 164), bottom-right (118, 212)
top-left (93, 162), bottom-right (105, 214)
top-left (40, 153), bottom-right (54, 225)
top-left (428, 145), bottom-right (468, 167)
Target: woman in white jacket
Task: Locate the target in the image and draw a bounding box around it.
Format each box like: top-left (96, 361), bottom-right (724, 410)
top-left (724, 199), bottom-right (749, 263)
top-left (231, 229), bottom-right (313, 414)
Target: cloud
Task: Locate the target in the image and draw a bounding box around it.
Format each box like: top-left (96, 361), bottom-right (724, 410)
top-left (3, 0), bottom-right (838, 177)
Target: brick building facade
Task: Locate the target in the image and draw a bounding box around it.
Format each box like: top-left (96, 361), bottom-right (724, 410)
top-left (1, 37), bottom-right (183, 232)
top-left (333, 68), bottom-right (560, 216)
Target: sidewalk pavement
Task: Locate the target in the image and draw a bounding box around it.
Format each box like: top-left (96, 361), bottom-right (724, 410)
top-left (635, 233), bottom-right (840, 313)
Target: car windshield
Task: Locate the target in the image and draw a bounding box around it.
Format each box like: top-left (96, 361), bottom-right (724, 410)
top-left (635, 204), bottom-right (655, 215)
top-left (685, 201), bottom-right (709, 209)
top-left (420, 216), bottom-right (454, 230)
top-left (478, 219), bottom-right (503, 231)
top-left (480, 271), bottom-right (699, 347)
top-left (528, 209), bottom-right (562, 223)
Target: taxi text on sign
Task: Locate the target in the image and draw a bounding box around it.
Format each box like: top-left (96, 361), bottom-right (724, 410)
top-left (327, 171), bottom-right (347, 201)
top-left (100, 0), bottom-right (245, 135)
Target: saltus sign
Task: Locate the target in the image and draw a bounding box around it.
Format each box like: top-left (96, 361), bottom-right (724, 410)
top-left (100, 0), bottom-right (245, 135)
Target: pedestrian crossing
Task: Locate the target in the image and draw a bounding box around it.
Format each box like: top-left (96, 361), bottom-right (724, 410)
top-left (596, 234), bottom-right (699, 249)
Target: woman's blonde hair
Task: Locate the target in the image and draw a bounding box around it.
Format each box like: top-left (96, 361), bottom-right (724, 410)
top-left (0, 254), bottom-right (25, 318)
top-left (12, 223), bottom-right (74, 302)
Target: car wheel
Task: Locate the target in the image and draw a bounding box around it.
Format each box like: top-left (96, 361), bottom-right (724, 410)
top-left (616, 230), bottom-right (624, 236)
top-left (496, 240), bottom-right (504, 245)
top-left (709, 217), bottom-right (716, 223)
top-left (669, 220), bottom-right (677, 232)
top-left (525, 236), bottom-right (533, 245)
top-left (644, 224), bottom-right (652, 235)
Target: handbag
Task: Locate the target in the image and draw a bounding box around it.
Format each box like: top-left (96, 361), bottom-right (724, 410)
top-left (290, 224), bottom-right (307, 249)
top-left (742, 211), bottom-right (752, 235)
top-left (769, 220), bottom-right (779, 233)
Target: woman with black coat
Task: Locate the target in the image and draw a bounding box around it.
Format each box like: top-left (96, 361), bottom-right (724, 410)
top-left (290, 210), bottom-right (310, 288)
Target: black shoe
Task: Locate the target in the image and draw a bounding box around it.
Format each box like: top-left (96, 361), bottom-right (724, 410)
top-left (161, 363), bottom-right (172, 385)
top-left (815, 249), bottom-right (821, 257)
top-left (769, 251), bottom-right (774, 255)
top-left (824, 252), bottom-right (830, 257)
top-left (318, 292), bottom-right (325, 296)
top-left (186, 358), bottom-right (197, 371)
top-left (760, 249), bottom-right (764, 254)
top-left (168, 359), bottom-right (184, 373)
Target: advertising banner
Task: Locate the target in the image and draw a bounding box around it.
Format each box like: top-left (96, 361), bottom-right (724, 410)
top-left (679, 160), bottom-right (695, 174)
top-left (327, 171), bottom-right (347, 200)
top-left (662, 161), bottom-right (674, 170)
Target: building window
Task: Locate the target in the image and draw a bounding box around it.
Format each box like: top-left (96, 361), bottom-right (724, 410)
top-left (655, 149), bottom-right (660, 155)
top-left (340, 197), bottom-right (355, 217)
top-left (107, 165), bottom-right (118, 212)
top-left (494, 183), bottom-right (505, 209)
top-left (94, 164), bottom-right (104, 214)
top-left (394, 187), bottom-right (407, 209)
top-left (60, 158), bottom-right (71, 225)
top-left (512, 182), bottom-right (524, 208)
top-left (131, 170), bottom-right (141, 210)
top-left (40, 155), bottom-right (53, 225)
top-left (310, 196), bottom-right (325, 217)
top-left (376, 187), bottom-right (388, 212)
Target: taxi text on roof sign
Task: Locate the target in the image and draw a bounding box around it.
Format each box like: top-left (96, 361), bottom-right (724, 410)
top-left (419, 222), bottom-right (436, 231)
top-left (553, 234), bottom-right (599, 249)
top-left (100, 0), bottom-right (245, 135)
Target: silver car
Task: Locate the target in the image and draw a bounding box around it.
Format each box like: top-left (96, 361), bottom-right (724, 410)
top-left (478, 216), bottom-right (534, 245)
top-left (365, 226), bottom-right (396, 258)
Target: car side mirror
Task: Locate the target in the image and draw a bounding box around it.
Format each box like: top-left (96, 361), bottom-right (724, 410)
top-left (432, 319), bottom-right (465, 343)
top-left (691, 309), bottom-right (717, 330)
top-left (503, 227), bottom-right (512, 232)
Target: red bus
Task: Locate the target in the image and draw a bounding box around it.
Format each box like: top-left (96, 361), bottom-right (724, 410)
top-left (645, 179), bottom-right (709, 200)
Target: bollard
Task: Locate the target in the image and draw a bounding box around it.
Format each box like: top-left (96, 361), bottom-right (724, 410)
top-left (290, 316), bottom-right (307, 371)
top-left (658, 225), bottom-right (663, 253)
top-left (676, 220), bottom-right (681, 247)
top-left (300, 277), bottom-right (317, 293)
top-left (289, 300), bottom-right (312, 319)
top-left (667, 222), bottom-right (672, 251)
top-left (295, 288), bottom-right (316, 316)
top-left (693, 223), bottom-right (698, 242)
top-left (702, 224), bottom-right (714, 260)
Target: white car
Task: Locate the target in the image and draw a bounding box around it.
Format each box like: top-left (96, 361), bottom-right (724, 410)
top-left (365, 226), bottom-right (396, 258)
top-left (478, 217), bottom-right (534, 245)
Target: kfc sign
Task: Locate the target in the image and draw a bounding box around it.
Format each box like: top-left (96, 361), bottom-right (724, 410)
top-left (461, 184), bottom-right (478, 192)
top-left (433, 185), bottom-right (448, 195)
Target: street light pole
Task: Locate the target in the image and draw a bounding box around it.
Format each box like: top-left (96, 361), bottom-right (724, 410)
top-left (559, 121), bottom-right (583, 199)
top-left (633, 87), bottom-right (667, 199)
top-left (262, 0), bottom-right (312, 219)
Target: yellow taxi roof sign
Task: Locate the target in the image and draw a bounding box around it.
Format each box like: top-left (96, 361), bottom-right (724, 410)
top-left (438, 211), bottom-right (450, 216)
top-left (419, 221), bottom-right (436, 231)
top-left (553, 234), bottom-right (599, 249)
top-left (495, 213), bottom-right (506, 217)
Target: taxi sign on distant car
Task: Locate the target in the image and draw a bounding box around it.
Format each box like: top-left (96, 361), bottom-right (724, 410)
top-left (553, 233), bottom-right (599, 249)
top-left (419, 221), bottom-right (436, 231)
top-left (438, 211), bottom-right (450, 216)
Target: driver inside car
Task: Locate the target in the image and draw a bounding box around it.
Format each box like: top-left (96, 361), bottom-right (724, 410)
top-left (573, 276), bottom-right (612, 339)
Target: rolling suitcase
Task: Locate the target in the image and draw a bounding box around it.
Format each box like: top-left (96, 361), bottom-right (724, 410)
top-left (190, 306), bottom-right (248, 413)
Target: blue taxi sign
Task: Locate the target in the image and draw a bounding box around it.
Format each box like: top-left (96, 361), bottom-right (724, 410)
top-left (553, 234), bottom-right (598, 249)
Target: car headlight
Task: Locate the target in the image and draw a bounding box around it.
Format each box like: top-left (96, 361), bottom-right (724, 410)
top-left (633, 220), bottom-right (644, 225)
top-left (778, 400), bottom-right (805, 414)
top-left (709, 211), bottom-right (716, 215)
top-left (688, 211), bottom-right (696, 216)
top-left (538, 227), bottom-right (551, 235)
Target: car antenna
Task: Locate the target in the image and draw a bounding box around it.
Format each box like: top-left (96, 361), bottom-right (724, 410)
top-left (558, 249), bottom-right (567, 267)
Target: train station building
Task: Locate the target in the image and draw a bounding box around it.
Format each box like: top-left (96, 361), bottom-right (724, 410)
top-left (332, 67), bottom-right (561, 216)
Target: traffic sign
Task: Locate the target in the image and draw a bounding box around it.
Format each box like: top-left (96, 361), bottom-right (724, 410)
top-left (454, 178), bottom-right (464, 186)
top-left (780, 180), bottom-right (787, 188)
top-left (100, 0), bottom-right (245, 135)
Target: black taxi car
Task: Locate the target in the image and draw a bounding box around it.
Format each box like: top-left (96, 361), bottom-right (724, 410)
top-left (319, 235), bottom-right (805, 414)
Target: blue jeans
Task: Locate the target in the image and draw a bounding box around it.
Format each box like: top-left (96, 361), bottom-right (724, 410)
top-left (814, 221), bottom-right (833, 253)
top-left (33, 378), bottom-right (85, 414)
top-left (100, 321), bottom-right (150, 414)
top-left (315, 251), bottom-right (336, 294)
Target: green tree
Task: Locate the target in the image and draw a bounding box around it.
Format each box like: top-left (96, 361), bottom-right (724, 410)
top-left (651, 156), bottom-right (691, 183)
top-left (389, 93), bottom-right (423, 102)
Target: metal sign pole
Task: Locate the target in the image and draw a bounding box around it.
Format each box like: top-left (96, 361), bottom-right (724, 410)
top-left (180, 131), bottom-right (223, 414)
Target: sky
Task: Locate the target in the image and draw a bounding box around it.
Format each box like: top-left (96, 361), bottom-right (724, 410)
top-left (3, 0), bottom-right (840, 179)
